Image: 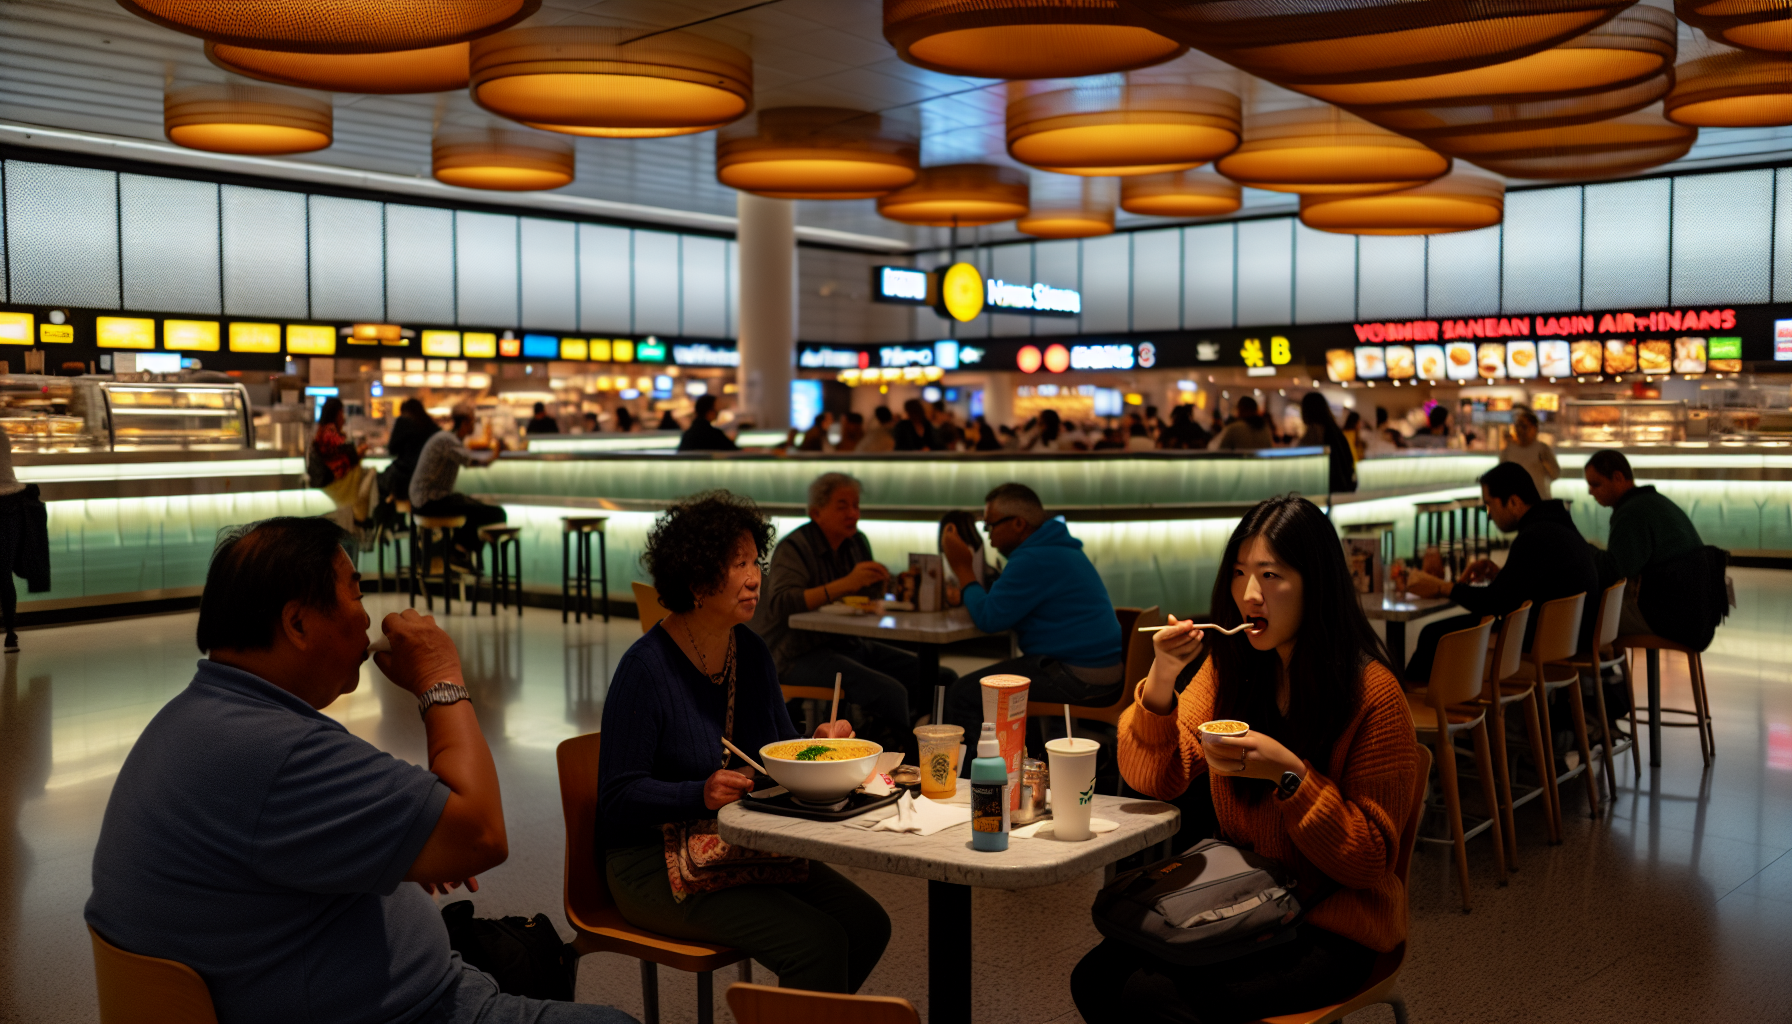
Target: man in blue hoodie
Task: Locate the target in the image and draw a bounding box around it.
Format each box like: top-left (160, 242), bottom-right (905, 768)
top-left (940, 482), bottom-right (1123, 736)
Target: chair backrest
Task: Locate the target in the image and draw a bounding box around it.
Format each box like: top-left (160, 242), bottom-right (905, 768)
top-left (1123, 606), bottom-right (1163, 693)
top-left (1393, 744), bottom-right (1433, 887)
top-left (1485, 601), bottom-right (1533, 699)
top-left (1425, 616), bottom-right (1494, 707)
top-left (1114, 605), bottom-right (1143, 635)
top-left (90, 926), bottom-right (218, 1024)
top-left (1531, 592), bottom-right (1587, 666)
top-left (631, 581), bottom-right (671, 635)
top-left (556, 732), bottom-right (615, 920)
top-left (726, 982), bottom-right (920, 1024)
top-left (1593, 579), bottom-right (1627, 651)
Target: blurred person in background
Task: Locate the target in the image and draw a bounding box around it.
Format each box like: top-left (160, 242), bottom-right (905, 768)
top-left (678, 394), bottom-right (738, 453)
top-left (1126, 414), bottom-right (1155, 451)
top-left (1341, 410), bottom-right (1363, 461)
top-left (972, 415), bottom-right (1004, 451)
top-left (1160, 404), bottom-right (1211, 450)
top-left (859, 406), bottom-right (896, 453)
top-left (1407, 405), bottom-right (1452, 448)
top-left (836, 411), bottom-right (865, 452)
top-left (1025, 409), bottom-right (1066, 451)
top-left (580, 411), bottom-right (601, 433)
top-left (1500, 409), bottom-right (1560, 500)
top-left (893, 399), bottom-right (940, 451)
top-left (381, 399), bottom-right (437, 518)
top-left (614, 407), bottom-right (637, 433)
top-left (525, 402), bottom-right (559, 435)
top-left (799, 411), bottom-right (832, 452)
top-left (1210, 396), bottom-right (1274, 450)
top-left (656, 410), bottom-right (681, 431)
top-left (311, 397), bottom-right (377, 529)
top-left (410, 412), bottom-right (504, 560)
top-left (1298, 392), bottom-right (1357, 494)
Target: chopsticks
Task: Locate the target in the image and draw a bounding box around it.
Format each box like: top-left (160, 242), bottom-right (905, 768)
top-left (1138, 622), bottom-right (1255, 635)
top-left (719, 736), bottom-right (769, 776)
top-left (830, 671), bottom-right (842, 731)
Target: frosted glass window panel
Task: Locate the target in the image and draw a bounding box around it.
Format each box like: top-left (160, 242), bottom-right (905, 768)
top-left (120, 173), bottom-right (219, 314)
top-left (1080, 235), bottom-right (1131, 333)
top-left (727, 239), bottom-right (739, 338)
top-left (1356, 236), bottom-right (1427, 320)
top-left (519, 217), bottom-right (576, 331)
top-left (1777, 170), bottom-right (1792, 303)
top-left (681, 234), bottom-right (728, 338)
top-left (1031, 239), bottom-right (1082, 336)
top-left (5, 160), bottom-right (120, 308)
top-left (1426, 225), bottom-right (1501, 317)
top-left (989, 242), bottom-right (1035, 337)
top-left (221, 184), bottom-right (307, 318)
top-left (1293, 223), bottom-right (1355, 324)
top-left (1183, 224), bottom-right (1234, 329)
top-left (578, 224), bottom-right (632, 333)
top-left (1671, 169), bottom-right (1772, 306)
top-left (1235, 218), bottom-right (1293, 327)
top-left (1131, 229), bottom-right (1182, 331)
top-left (456, 211), bottom-right (518, 327)
top-left (385, 205), bottom-right (454, 323)
top-left (1583, 178), bottom-right (1669, 309)
top-left (632, 230), bottom-right (681, 335)
top-left (308, 195), bottom-right (383, 321)
top-left (1500, 187), bottom-right (1580, 314)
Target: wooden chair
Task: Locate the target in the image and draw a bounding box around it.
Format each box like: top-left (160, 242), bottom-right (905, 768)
top-left (1259, 743), bottom-right (1432, 1024)
top-left (1407, 616), bottom-right (1505, 910)
top-left (1026, 605), bottom-right (1162, 728)
top-left (725, 982), bottom-right (920, 1024)
top-left (631, 581), bottom-right (672, 634)
top-left (1464, 601), bottom-right (1535, 867)
top-left (556, 733), bottom-right (750, 1024)
top-left (1560, 580), bottom-right (1633, 801)
top-left (1522, 593), bottom-right (1599, 826)
top-left (1613, 633), bottom-right (1716, 767)
top-left (89, 925), bottom-right (217, 1024)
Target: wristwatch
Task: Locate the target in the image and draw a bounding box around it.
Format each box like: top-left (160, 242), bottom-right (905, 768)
top-left (1275, 770), bottom-right (1304, 801)
top-left (417, 682), bottom-right (471, 721)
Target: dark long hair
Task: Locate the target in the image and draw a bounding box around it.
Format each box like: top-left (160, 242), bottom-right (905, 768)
top-left (1207, 496), bottom-right (1395, 803)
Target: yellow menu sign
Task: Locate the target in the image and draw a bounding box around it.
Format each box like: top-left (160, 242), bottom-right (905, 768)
top-left (228, 322), bottom-right (281, 353)
top-left (40, 323), bottom-right (73, 344)
top-left (287, 324), bottom-right (336, 355)
top-left (164, 320), bottom-right (221, 351)
top-left (0, 312), bottom-right (31, 345)
top-left (97, 317), bottom-right (156, 349)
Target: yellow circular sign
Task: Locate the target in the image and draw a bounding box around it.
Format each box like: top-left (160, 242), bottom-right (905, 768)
top-left (938, 262), bottom-right (985, 323)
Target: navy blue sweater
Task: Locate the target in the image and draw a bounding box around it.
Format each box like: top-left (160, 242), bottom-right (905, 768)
top-left (598, 623), bottom-right (799, 849)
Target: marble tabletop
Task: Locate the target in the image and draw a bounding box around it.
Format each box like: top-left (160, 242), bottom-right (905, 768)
top-left (1360, 593), bottom-right (1455, 622)
top-left (718, 793), bottom-right (1179, 890)
top-left (787, 606), bottom-right (989, 645)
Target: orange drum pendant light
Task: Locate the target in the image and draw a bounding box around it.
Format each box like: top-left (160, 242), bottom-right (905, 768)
top-left (1017, 176), bottom-right (1118, 237)
top-left (118, 0), bottom-right (537, 52)
top-left (1300, 170), bottom-right (1505, 234)
top-left (877, 163), bottom-right (1030, 226)
top-left (716, 108), bottom-right (920, 199)
top-left (470, 27), bottom-right (752, 136)
top-left (432, 128), bottom-right (575, 191)
top-left (883, 0), bottom-right (1186, 79)
top-left (1121, 0), bottom-right (1633, 87)
top-left (1364, 70), bottom-right (1672, 150)
top-left (1215, 106), bottom-right (1450, 194)
top-left (205, 40), bottom-right (470, 94)
top-left (1668, 46), bottom-right (1792, 126)
top-left (1120, 167), bottom-right (1242, 216)
top-left (164, 84), bottom-right (331, 155)
top-left (1457, 105), bottom-right (1696, 179)
top-left (1677, 0), bottom-right (1792, 53)
top-left (1006, 78), bottom-right (1240, 175)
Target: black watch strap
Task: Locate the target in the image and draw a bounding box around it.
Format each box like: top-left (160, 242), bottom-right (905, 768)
top-left (1276, 770), bottom-right (1304, 800)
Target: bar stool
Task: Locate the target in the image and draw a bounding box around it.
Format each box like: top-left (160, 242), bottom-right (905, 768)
top-left (478, 524), bottom-right (524, 617)
top-left (1477, 601), bottom-right (1561, 844)
top-left (413, 514), bottom-right (470, 615)
top-left (1522, 592), bottom-right (1600, 826)
top-left (1613, 634), bottom-right (1715, 768)
top-left (1408, 615), bottom-right (1505, 910)
top-left (561, 516), bottom-right (609, 624)
top-left (378, 498), bottom-right (412, 598)
top-left (1465, 601), bottom-right (1536, 866)
top-left (1561, 580), bottom-right (1632, 802)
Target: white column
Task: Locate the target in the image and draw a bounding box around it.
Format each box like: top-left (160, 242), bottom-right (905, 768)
top-left (735, 192), bottom-right (797, 431)
top-left (981, 371), bottom-right (1015, 428)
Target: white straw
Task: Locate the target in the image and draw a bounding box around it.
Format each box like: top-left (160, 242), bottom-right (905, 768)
top-left (1064, 702), bottom-right (1074, 744)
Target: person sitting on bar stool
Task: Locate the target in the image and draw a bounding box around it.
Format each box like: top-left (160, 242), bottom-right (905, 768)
top-left (939, 483), bottom-right (1124, 736)
top-left (409, 411), bottom-right (504, 567)
top-left (677, 394), bottom-right (738, 452)
top-left (84, 517), bottom-right (637, 1024)
top-left (1584, 449), bottom-right (1708, 640)
top-left (1401, 462), bottom-right (1599, 681)
top-left (525, 401), bottom-right (560, 435)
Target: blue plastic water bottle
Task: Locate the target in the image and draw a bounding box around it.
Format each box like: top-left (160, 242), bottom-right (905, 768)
top-left (970, 722), bottom-right (1009, 852)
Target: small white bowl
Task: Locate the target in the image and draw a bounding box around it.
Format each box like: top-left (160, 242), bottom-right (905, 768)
top-left (759, 739), bottom-right (884, 804)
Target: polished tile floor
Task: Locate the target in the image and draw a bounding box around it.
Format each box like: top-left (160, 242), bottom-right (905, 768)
top-left (4, 572), bottom-right (1791, 1023)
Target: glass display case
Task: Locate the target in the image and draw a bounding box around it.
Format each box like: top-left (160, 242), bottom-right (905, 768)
top-left (0, 377), bottom-right (253, 452)
top-left (1696, 380), bottom-right (1792, 441)
top-left (1558, 399), bottom-right (1687, 446)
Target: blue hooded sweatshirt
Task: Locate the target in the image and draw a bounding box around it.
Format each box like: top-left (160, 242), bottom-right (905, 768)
top-left (962, 518), bottom-right (1123, 668)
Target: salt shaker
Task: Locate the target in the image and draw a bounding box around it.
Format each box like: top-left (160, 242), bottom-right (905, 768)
top-left (1013, 758), bottom-right (1049, 824)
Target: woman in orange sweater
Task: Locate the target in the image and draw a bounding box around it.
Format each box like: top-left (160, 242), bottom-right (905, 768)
top-left (1071, 495), bottom-right (1419, 1024)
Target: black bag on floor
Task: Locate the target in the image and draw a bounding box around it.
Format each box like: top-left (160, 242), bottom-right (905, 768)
top-left (441, 900), bottom-right (578, 1001)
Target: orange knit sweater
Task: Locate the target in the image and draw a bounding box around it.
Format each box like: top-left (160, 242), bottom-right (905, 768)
top-left (1118, 659), bottom-right (1418, 953)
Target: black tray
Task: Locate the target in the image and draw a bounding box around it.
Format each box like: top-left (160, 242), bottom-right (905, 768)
top-left (739, 787), bottom-right (903, 822)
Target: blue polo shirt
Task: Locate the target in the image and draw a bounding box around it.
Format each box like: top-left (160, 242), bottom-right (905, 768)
top-left (85, 660), bottom-right (454, 1024)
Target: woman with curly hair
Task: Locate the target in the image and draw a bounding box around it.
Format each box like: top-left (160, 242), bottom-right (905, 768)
top-left (598, 490), bottom-right (890, 994)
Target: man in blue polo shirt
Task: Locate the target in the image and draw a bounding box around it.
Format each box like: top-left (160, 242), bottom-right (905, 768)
top-left (85, 516), bottom-right (634, 1024)
top-left (940, 482), bottom-right (1124, 736)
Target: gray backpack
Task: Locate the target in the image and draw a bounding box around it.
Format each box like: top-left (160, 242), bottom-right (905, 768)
top-left (1092, 839), bottom-right (1322, 965)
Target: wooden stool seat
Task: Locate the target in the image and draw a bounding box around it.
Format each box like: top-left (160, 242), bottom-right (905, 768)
top-left (415, 515), bottom-right (467, 530)
top-left (395, 499), bottom-right (412, 514)
top-left (478, 524), bottom-right (521, 538)
top-left (1406, 691), bottom-right (1486, 733)
top-left (562, 517), bottom-right (607, 532)
top-left (1614, 632), bottom-right (1715, 766)
top-left (412, 516), bottom-right (475, 615)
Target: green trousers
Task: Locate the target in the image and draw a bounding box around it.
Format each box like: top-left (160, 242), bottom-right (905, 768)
top-left (604, 843), bottom-right (891, 994)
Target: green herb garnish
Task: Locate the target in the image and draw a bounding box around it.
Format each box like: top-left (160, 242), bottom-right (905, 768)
top-left (793, 745), bottom-right (832, 761)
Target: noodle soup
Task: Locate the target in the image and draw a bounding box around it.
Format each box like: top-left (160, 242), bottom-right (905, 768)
top-left (765, 739), bottom-right (880, 762)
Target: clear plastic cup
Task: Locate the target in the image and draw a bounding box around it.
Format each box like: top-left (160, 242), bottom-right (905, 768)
top-left (914, 724), bottom-right (964, 800)
top-left (1045, 736), bottom-right (1100, 841)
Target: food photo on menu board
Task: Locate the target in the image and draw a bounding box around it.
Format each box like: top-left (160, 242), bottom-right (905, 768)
top-left (1506, 340), bottom-right (1539, 378)
top-left (1354, 345), bottom-right (1387, 379)
top-left (1385, 344), bottom-right (1415, 379)
top-left (1477, 342), bottom-right (1506, 378)
top-left (1638, 339), bottom-right (1672, 374)
top-left (1571, 340), bottom-right (1604, 374)
top-left (1674, 337), bottom-right (1708, 374)
top-left (1709, 336), bottom-right (1742, 372)
top-left (1326, 348), bottom-right (1357, 382)
top-left (1604, 339), bottom-right (1637, 374)
top-left (1538, 339), bottom-right (1572, 377)
top-left (1416, 343), bottom-right (1446, 380)
top-left (1446, 340), bottom-right (1477, 379)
